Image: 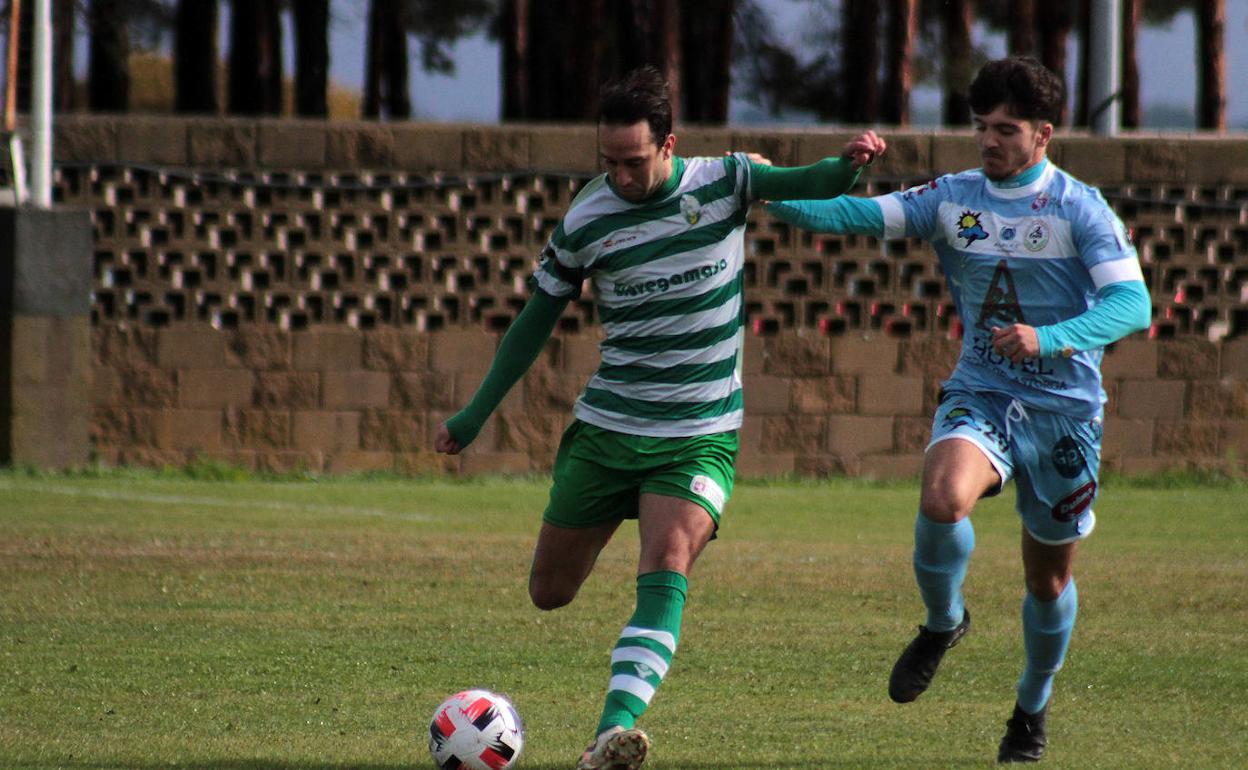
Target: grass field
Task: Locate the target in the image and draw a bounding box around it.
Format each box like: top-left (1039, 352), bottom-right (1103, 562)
top-left (1, 469), bottom-right (1245, 770)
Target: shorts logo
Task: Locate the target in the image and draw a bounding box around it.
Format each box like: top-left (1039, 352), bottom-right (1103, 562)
top-left (680, 194), bottom-right (702, 225)
top-left (1052, 480), bottom-right (1096, 522)
top-left (690, 474), bottom-right (725, 514)
top-left (1025, 219), bottom-right (1049, 252)
top-left (1051, 436), bottom-right (1087, 479)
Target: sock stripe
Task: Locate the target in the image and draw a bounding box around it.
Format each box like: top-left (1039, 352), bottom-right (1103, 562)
top-left (611, 646), bottom-right (670, 678)
top-left (619, 625), bottom-right (676, 652)
top-left (608, 674), bottom-right (656, 704)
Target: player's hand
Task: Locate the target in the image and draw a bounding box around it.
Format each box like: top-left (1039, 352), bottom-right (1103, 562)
top-left (434, 422), bottom-right (463, 455)
top-left (991, 324), bottom-right (1041, 363)
top-left (842, 130), bottom-right (887, 169)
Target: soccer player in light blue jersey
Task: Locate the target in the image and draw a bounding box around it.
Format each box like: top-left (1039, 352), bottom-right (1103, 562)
top-left (436, 66), bottom-right (885, 770)
top-left (766, 57), bottom-right (1151, 763)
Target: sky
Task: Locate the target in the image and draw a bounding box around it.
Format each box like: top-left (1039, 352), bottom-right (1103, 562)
top-left (323, 0), bottom-right (1248, 130)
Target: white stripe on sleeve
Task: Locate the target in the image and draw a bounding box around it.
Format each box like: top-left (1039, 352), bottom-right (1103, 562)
top-left (1089, 258), bottom-right (1145, 289)
top-left (876, 194), bottom-right (907, 239)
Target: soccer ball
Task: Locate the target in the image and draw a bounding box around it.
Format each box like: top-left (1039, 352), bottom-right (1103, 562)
top-left (428, 689), bottom-right (524, 770)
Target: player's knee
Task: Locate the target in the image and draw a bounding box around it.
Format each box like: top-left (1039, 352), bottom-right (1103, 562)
top-left (528, 581), bottom-right (575, 611)
top-left (1024, 573), bottom-right (1069, 602)
top-left (918, 490), bottom-right (974, 523)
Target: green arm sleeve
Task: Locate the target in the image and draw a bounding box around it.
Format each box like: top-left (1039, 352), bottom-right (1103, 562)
top-left (748, 156), bottom-right (862, 202)
top-left (444, 290), bottom-right (570, 448)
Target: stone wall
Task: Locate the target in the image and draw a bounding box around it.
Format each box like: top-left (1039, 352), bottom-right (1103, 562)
top-left (40, 117), bottom-right (1248, 476)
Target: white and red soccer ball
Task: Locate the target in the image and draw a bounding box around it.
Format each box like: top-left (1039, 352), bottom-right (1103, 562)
top-left (428, 689), bottom-right (524, 770)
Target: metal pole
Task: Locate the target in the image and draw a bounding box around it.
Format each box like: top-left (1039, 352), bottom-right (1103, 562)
top-left (31, 0), bottom-right (52, 207)
top-left (1089, 0), bottom-right (1121, 136)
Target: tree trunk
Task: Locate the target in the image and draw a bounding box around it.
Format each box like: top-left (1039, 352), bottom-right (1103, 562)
top-left (681, 0), bottom-right (733, 123)
top-left (1008, 0), bottom-right (1036, 56)
top-left (1196, 0), bottom-right (1225, 131)
top-left (500, 0), bottom-right (530, 120)
top-left (293, 0), bottom-right (329, 117)
top-left (843, 0), bottom-right (879, 124)
top-left (1036, 0), bottom-right (1074, 126)
top-left (883, 0), bottom-right (917, 125)
top-left (175, 0), bottom-right (218, 114)
top-left (1075, 0), bottom-right (1090, 127)
top-left (941, 0), bottom-right (973, 125)
top-left (88, 0), bottom-right (130, 112)
top-left (654, 0), bottom-right (682, 124)
top-left (229, 0), bottom-right (282, 115)
top-left (365, 0), bottom-right (410, 119)
top-left (1121, 0), bottom-right (1140, 128)
top-left (54, 0), bottom-right (75, 111)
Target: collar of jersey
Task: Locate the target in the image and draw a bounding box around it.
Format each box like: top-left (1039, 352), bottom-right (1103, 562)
top-left (607, 156), bottom-right (686, 204)
top-left (984, 158), bottom-right (1051, 199)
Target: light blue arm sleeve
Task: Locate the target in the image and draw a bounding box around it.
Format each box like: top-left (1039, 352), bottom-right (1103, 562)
top-left (765, 197), bottom-right (886, 237)
top-left (1034, 281), bottom-right (1151, 357)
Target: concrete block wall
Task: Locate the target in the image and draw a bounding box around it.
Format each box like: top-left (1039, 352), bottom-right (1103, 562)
top-left (87, 322), bottom-right (1248, 478)
top-left (35, 116), bottom-right (1248, 476)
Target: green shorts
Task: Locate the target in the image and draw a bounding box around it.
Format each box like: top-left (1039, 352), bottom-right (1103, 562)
top-left (543, 420), bottom-right (739, 530)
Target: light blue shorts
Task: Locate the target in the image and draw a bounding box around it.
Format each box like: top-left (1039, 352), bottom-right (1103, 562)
top-left (929, 388), bottom-right (1102, 545)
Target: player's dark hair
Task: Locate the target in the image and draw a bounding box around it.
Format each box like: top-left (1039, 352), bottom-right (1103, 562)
top-left (968, 56), bottom-right (1065, 125)
top-left (598, 65), bottom-right (672, 147)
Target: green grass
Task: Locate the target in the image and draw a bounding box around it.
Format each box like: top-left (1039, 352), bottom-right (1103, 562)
top-left (1, 471), bottom-right (1244, 769)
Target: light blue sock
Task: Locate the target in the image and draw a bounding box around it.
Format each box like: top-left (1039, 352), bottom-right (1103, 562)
top-left (912, 514), bottom-right (975, 632)
top-left (1017, 579), bottom-right (1078, 714)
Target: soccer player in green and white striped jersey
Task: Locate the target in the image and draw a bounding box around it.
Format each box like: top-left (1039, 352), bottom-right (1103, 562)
top-left (435, 65), bottom-right (886, 770)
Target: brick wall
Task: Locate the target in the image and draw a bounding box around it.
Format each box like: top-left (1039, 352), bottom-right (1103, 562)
top-left (48, 117), bottom-right (1248, 477)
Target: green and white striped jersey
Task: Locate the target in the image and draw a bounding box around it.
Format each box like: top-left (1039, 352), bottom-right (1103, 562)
top-left (532, 153), bottom-right (757, 437)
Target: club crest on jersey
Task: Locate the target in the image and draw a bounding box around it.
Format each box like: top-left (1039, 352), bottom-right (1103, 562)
top-left (1024, 219), bottom-right (1049, 252)
top-left (956, 210), bottom-right (989, 246)
top-left (680, 194), bottom-right (702, 225)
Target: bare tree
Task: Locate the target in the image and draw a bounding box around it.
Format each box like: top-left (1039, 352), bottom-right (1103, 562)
top-left (1008, 0), bottom-right (1035, 55)
top-left (365, 0), bottom-right (410, 118)
top-left (1036, 0), bottom-right (1075, 125)
top-left (88, 0), bottom-right (130, 111)
top-left (1122, 0), bottom-right (1141, 128)
top-left (175, 0), bottom-right (217, 114)
top-left (1196, 0), bottom-right (1225, 130)
top-left (293, 0), bottom-right (330, 117)
top-left (941, 0), bottom-right (973, 125)
top-left (228, 0), bottom-right (282, 115)
top-left (882, 0), bottom-right (917, 125)
top-left (681, 0), bottom-right (733, 122)
top-left (843, 0), bottom-right (879, 124)
top-left (54, 0), bottom-right (75, 111)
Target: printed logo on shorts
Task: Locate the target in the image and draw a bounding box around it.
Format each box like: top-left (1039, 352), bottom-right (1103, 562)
top-left (1052, 480), bottom-right (1096, 521)
top-left (689, 474), bottom-right (725, 514)
top-left (1051, 436), bottom-right (1087, 479)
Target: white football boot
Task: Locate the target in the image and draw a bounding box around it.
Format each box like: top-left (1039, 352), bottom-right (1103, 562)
top-left (575, 725), bottom-right (650, 770)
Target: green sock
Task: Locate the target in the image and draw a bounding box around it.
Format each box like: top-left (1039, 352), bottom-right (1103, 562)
top-left (594, 570), bottom-right (688, 736)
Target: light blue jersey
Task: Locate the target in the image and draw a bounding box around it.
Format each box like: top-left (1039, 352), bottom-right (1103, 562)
top-left (771, 160), bottom-right (1148, 419)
